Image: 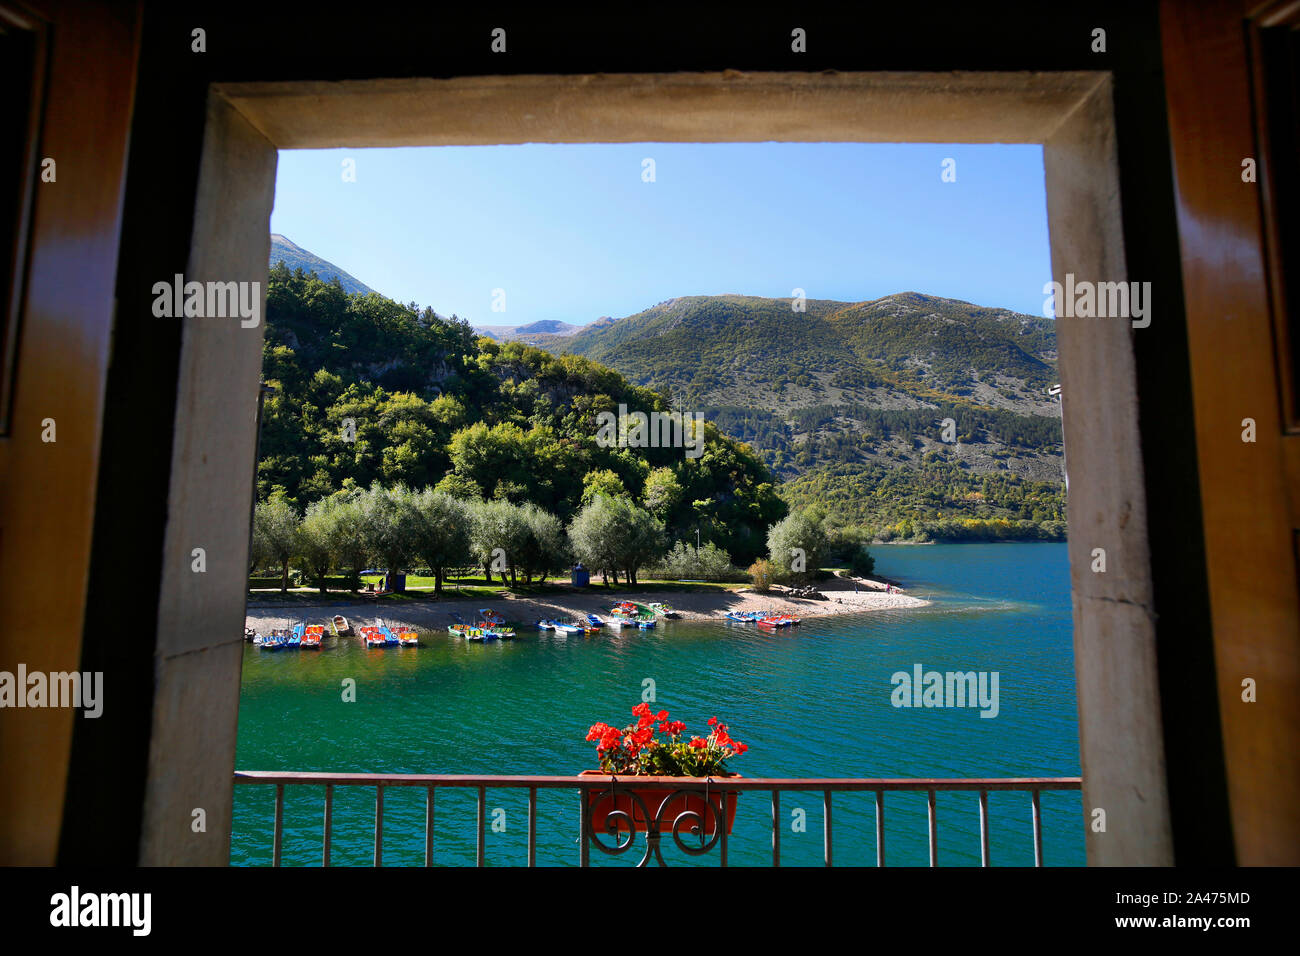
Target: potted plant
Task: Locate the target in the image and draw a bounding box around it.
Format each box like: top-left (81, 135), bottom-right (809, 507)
top-left (582, 703), bottom-right (748, 836)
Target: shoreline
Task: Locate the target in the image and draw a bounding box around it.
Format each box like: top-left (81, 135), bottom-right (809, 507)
top-left (245, 573), bottom-right (928, 632)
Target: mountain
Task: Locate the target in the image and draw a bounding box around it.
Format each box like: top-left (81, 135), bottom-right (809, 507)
top-left (563, 293), bottom-right (1066, 531)
top-left (269, 234), bottom-right (375, 296)
top-left (474, 318), bottom-right (586, 346)
top-left (257, 255), bottom-right (1066, 539)
top-left (257, 264), bottom-right (785, 563)
top-left (566, 292), bottom-right (1058, 413)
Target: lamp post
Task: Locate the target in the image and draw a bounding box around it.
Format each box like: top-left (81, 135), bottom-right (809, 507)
top-left (1048, 384), bottom-right (1065, 492)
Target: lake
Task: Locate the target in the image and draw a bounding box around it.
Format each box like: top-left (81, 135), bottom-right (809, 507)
top-left (231, 541), bottom-right (1082, 866)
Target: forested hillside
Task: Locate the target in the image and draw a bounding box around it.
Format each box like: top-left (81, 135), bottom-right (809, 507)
top-left (258, 248), bottom-right (1067, 545)
top-left (563, 292), bottom-right (1067, 537)
top-left (256, 263), bottom-right (785, 564)
top-left (270, 235), bottom-right (374, 295)
top-left (564, 293), bottom-right (1058, 412)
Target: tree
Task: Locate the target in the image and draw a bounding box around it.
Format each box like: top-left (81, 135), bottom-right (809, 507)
top-left (448, 422), bottom-right (534, 501)
top-left (248, 516), bottom-right (269, 575)
top-left (568, 495), bottom-right (626, 586)
top-left (254, 496), bottom-right (300, 592)
top-left (581, 468), bottom-right (627, 506)
top-left (766, 509), bottom-right (828, 584)
top-left (298, 498), bottom-right (340, 593)
top-left (356, 483), bottom-right (418, 591)
top-left (411, 488), bottom-right (472, 594)
top-left (329, 491), bottom-right (370, 591)
top-left (642, 467), bottom-right (683, 521)
top-left (618, 502), bottom-right (667, 586)
top-left (568, 495), bottom-right (666, 587)
top-left (432, 472), bottom-right (482, 501)
top-left (516, 503), bottom-right (568, 583)
top-left (848, 546), bottom-right (876, 577)
top-left (468, 499), bottom-right (530, 587)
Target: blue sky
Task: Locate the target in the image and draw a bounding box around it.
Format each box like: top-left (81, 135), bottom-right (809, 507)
top-left (270, 143), bottom-right (1052, 326)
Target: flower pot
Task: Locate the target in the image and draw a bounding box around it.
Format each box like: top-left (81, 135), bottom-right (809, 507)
top-left (580, 770), bottom-right (741, 836)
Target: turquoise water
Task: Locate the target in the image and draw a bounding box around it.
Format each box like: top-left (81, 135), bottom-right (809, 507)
top-left (231, 542), bottom-right (1082, 867)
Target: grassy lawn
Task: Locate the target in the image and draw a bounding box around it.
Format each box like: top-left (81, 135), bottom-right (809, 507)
top-left (246, 573), bottom-right (747, 605)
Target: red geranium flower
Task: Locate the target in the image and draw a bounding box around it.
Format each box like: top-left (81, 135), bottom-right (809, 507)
top-left (589, 704), bottom-right (748, 772)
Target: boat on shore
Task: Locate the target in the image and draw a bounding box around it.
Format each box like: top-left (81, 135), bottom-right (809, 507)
top-left (610, 601), bottom-right (656, 629)
top-left (725, 610), bottom-right (767, 623)
top-left (468, 609), bottom-right (514, 639)
top-left (260, 627), bottom-right (291, 650)
top-left (301, 624), bottom-right (324, 648)
top-left (648, 602), bottom-right (679, 618)
top-left (331, 614), bottom-right (353, 637)
top-left (451, 615), bottom-right (512, 640)
top-left (586, 614), bottom-right (605, 629)
top-left (360, 621), bottom-right (398, 647)
top-left (397, 630), bottom-right (419, 646)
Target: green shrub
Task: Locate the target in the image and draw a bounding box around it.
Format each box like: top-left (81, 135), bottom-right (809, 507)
top-left (747, 558), bottom-right (775, 592)
top-left (848, 546), bottom-right (876, 577)
top-left (646, 540), bottom-right (746, 582)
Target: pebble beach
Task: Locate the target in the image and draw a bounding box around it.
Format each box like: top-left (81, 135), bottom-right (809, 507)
top-left (244, 572), bottom-right (928, 633)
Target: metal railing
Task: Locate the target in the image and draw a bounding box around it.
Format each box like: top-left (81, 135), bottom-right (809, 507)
top-left (234, 771), bottom-right (1081, 867)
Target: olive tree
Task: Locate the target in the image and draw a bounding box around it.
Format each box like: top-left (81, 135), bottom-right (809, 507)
top-left (468, 499), bottom-right (531, 587)
top-left (569, 495), bottom-right (666, 587)
top-left (568, 495), bottom-right (625, 586)
top-left (328, 491), bottom-right (370, 591)
top-left (766, 509), bottom-right (828, 584)
top-left (298, 498), bottom-right (340, 593)
top-left (411, 488), bottom-right (473, 594)
top-left (515, 503), bottom-right (568, 584)
top-left (254, 495), bottom-right (301, 592)
top-left (356, 483), bottom-right (419, 591)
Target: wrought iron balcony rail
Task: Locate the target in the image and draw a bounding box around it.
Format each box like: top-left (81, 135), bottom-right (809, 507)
top-left (234, 771), bottom-right (1082, 867)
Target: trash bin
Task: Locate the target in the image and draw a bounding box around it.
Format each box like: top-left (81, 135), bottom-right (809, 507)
top-left (571, 563), bottom-right (590, 587)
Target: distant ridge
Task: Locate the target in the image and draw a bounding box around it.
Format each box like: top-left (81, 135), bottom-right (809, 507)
top-left (474, 318), bottom-right (587, 345)
top-left (269, 234), bottom-right (375, 296)
top-left (564, 291), bottom-right (1059, 416)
